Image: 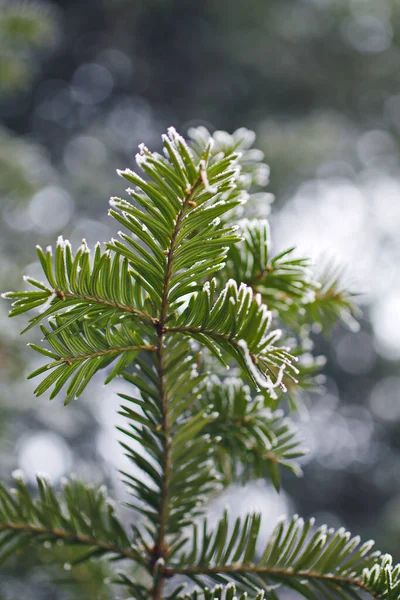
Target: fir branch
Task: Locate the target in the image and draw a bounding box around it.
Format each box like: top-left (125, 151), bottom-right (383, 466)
top-left (168, 280), bottom-right (298, 396)
top-left (0, 521), bottom-right (138, 561)
top-left (176, 582), bottom-right (265, 600)
top-left (0, 476), bottom-right (139, 567)
top-left (171, 565), bottom-right (379, 597)
top-left (200, 377), bottom-right (306, 490)
top-left (27, 319), bottom-right (156, 403)
top-left (3, 240), bottom-right (155, 332)
top-left (171, 514), bottom-right (398, 600)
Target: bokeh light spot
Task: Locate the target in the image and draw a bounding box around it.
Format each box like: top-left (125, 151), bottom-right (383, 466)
top-left (71, 63), bottom-right (114, 105)
top-left (17, 431), bottom-right (72, 483)
top-left (29, 185), bottom-right (74, 233)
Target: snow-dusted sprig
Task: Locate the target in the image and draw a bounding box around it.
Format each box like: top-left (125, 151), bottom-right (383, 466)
top-left (170, 279), bottom-right (299, 396)
top-left (176, 583), bottom-right (265, 600)
top-left (0, 474), bottom-right (138, 567)
top-left (223, 219), bottom-right (359, 335)
top-left (188, 126), bottom-right (270, 192)
top-left (3, 236), bottom-right (155, 330)
top-left (222, 219), bottom-right (316, 315)
top-left (300, 258), bottom-right (361, 333)
top-left (108, 127), bottom-right (244, 312)
top-left (200, 377), bottom-right (306, 490)
top-left (171, 513), bottom-right (397, 599)
top-left (26, 318), bottom-right (156, 404)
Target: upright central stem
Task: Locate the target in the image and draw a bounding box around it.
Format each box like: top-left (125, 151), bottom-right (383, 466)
top-left (152, 332), bottom-right (170, 600)
top-left (151, 181), bottom-right (200, 600)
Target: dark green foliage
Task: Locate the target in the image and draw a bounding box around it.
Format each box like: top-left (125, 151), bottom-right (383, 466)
top-left (200, 377), bottom-right (305, 490)
top-left (176, 583), bottom-right (265, 600)
top-left (0, 474), bottom-right (133, 566)
top-left (1, 127), bottom-right (396, 600)
top-left (175, 513), bottom-right (393, 599)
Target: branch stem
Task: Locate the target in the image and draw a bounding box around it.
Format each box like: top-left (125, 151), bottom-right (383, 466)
top-left (151, 178), bottom-right (201, 600)
top-left (54, 344), bottom-right (157, 365)
top-left (59, 291), bottom-right (156, 323)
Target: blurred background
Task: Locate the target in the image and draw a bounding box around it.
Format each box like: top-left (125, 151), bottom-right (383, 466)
top-left (1, 0), bottom-right (400, 597)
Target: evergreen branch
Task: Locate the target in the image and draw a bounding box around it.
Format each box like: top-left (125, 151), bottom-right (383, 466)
top-left (0, 475), bottom-right (139, 568)
top-left (222, 219), bottom-right (359, 334)
top-left (110, 128), bottom-right (244, 599)
top-left (176, 582), bottom-right (265, 600)
top-left (169, 279), bottom-right (298, 397)
top-left (0, 521), bottom-right (138, 561)
top-left (0, 126), bottom-right (372, 600)
top-left (221, 219), bottom-right (316, 315)
top-left (108, 127), bottom-right (243, 311)
top-left (200, 377), bottom-right (306, 491)
top-left (171, 565), bottom-right (377, 596)
top-left (300, 258), bottom-right (360, 333)
top-left (171, 514), bottom-right (398, 600)
top-left (27, 319), bottom-right (156, 403)
top-left (3, 239), bottom-right (155, 332)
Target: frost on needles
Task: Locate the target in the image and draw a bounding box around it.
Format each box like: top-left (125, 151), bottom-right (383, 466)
top-left (1, 126), bottom-right (395, 600)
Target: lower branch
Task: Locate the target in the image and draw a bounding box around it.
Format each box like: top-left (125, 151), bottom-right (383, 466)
top-left (168, 565), bottom-right (379, 598)
top-left (0, 522), bottom-right (138, 561)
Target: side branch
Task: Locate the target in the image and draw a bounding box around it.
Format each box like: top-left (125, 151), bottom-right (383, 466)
top-left (167, 565), bottom-right (379, 598)
top-left (0, 522), bottom-right (139, 561)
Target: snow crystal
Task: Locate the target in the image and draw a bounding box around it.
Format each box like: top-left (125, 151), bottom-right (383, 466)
top-left (138, 142), bottom-right (149, 154)
top-left (135, 152), bottom-right (147, 167)
top-left (199, 159), bottom-right (218, 194)
top-left (108, 197), bottom-right (120, 209)
top-left (117, 168), bottom-right (134, 177)
top-left (360, 540), bottom-right (376, 555)
top-left (226, 279), bottom-right (238, 293)
top-left (167, 126), bottom-right (178, 140)
top-left (80, 239), bottom-right (89, 252)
